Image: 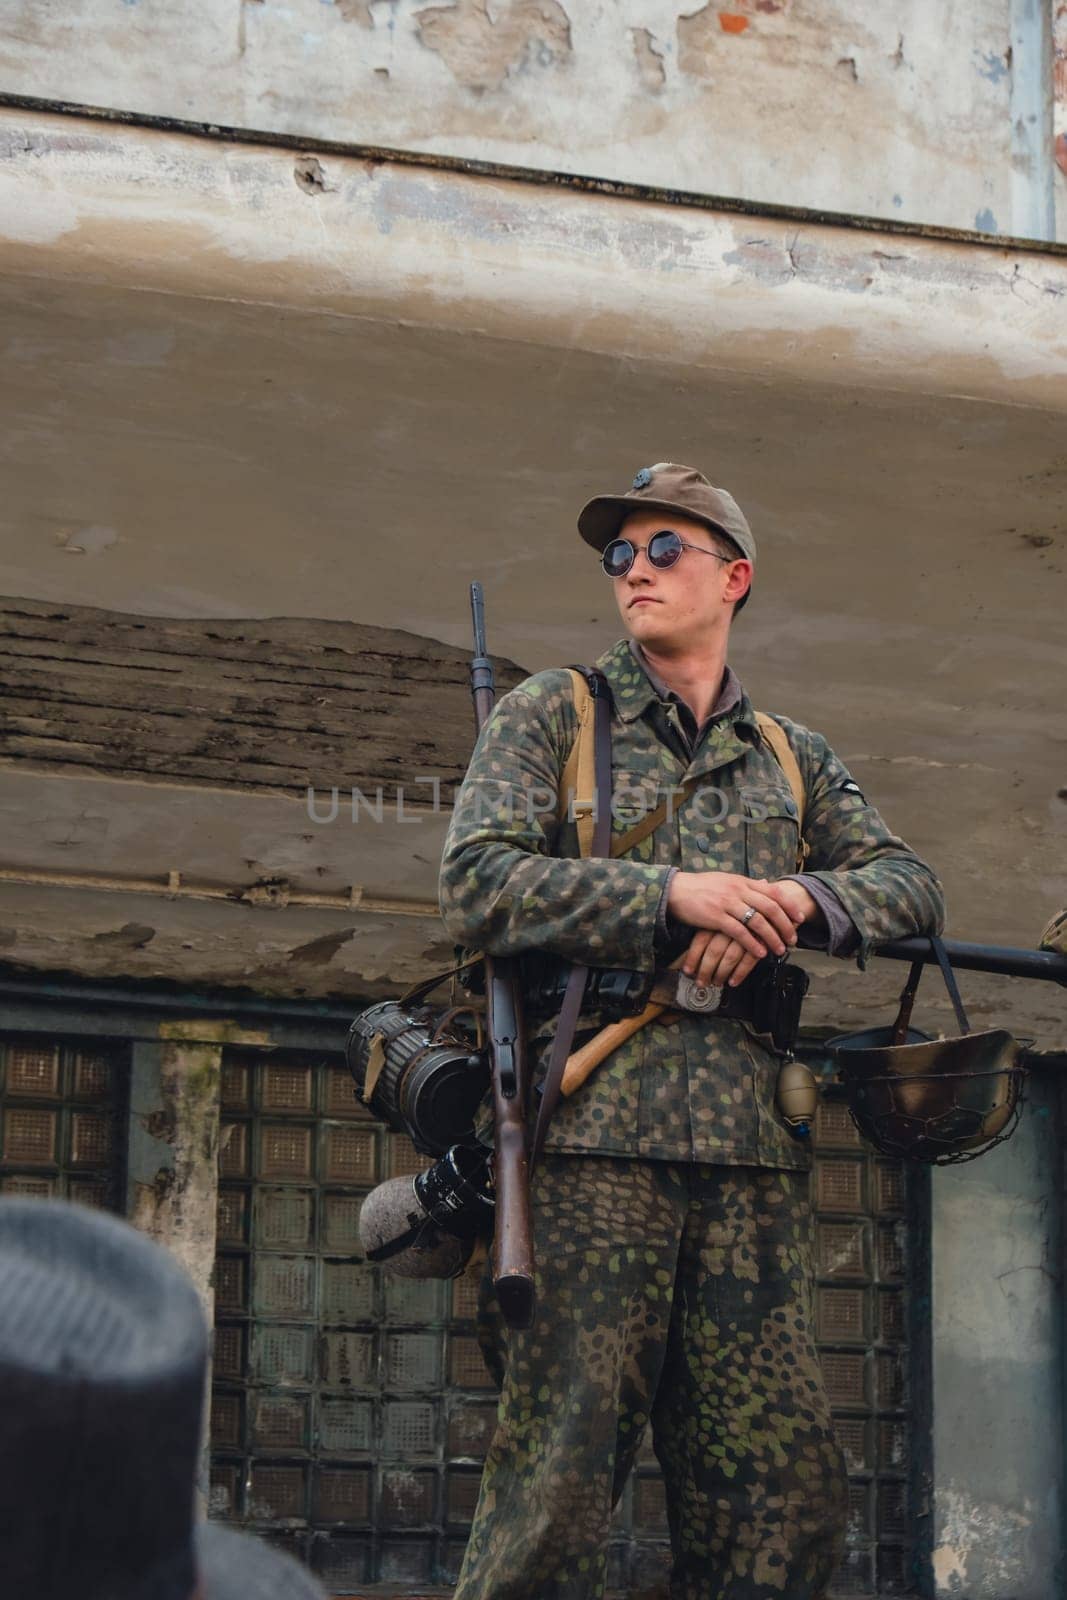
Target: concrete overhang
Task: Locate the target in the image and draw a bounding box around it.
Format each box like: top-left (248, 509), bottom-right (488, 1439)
top-left (0, 108), bottom-right (1065, 1042)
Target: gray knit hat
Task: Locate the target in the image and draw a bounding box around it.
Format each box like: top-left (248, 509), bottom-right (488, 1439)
top-left (0, 1198), bottom-right (327, 1600)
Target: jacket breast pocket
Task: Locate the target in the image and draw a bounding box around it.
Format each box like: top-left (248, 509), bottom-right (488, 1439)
top-left (741, 785), bottom-right (802, 879)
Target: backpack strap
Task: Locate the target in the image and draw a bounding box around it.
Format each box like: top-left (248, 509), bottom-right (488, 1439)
top-left (557, 668), bottom-right (597, 858)
top-left (554, 678), bottom-right (810, 869)
top-left (753, 713), bottom-right (806, 833)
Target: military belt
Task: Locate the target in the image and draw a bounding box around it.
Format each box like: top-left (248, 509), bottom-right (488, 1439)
top-left (648, 968), bottom-right (729, 1014)
top-left (523, 953), bottom-right (809, 1056)
top-left (524, 958), bottom-right (756, 1020)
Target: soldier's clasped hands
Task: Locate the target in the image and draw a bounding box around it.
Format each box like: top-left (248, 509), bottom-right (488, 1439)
top-left (668, 871), bottom-right (819, 989)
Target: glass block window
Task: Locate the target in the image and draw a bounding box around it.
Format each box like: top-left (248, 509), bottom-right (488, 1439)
top-left (814, 1095), bottom-right (920, 1599)
top-left (0, 1036), bottom-right (126, 1210)
top-left (211, 1050), bottom-right (486, 1590)
top-left (211, 1055), bottom-right (922, 1595)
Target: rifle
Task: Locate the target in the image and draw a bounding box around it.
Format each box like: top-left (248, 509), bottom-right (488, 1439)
top-left (467, 582), bottom-right (536, 1330)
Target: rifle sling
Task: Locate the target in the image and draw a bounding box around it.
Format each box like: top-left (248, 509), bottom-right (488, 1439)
top-left (530, 669), bottom-right (612, 1169)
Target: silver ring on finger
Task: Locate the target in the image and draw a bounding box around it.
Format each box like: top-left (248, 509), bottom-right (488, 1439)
top-left (740, 906), bottom-right (758, 927)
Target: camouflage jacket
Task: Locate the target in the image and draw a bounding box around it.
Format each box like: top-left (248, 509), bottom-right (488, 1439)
top-left (439, 639), bottom-right (945, 1169)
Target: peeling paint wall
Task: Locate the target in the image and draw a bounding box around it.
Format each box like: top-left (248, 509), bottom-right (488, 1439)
top-left (415, 0), bottom-right (573, 93)
top-left (0, 0), bottom-right (1063, 240)
top-left (931, 1071), bottom-right (1064, 1598)
top-left (127, 1027), bottom-right (224, 1316)
top-left (1055, 1), bottom-right (1067, 234)
top-left (0, 109), bottom-right (1064, 1028)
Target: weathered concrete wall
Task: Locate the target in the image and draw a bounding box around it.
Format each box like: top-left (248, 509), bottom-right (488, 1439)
top-left (127, 1028), bottom-right (226, 1316)
top-left (125, 1021), bottom-right (273, 1505)
top-left (930, 1069), bottom-right (1064, 1598)
top-left (1055, 1), bottom-right (1067, 238)
top-left (2, 109), bottom-right (1063, 421)
top-left (0, 109), bottom-right (1065, 1026)
top-left (1, 0), bottom-right (1064, 240)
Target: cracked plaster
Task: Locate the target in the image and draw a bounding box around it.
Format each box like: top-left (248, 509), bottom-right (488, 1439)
top-left (0, 0), bottom-right (1058, 237)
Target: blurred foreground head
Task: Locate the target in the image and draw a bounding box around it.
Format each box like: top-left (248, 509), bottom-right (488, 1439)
top-left (0, 1197), bottom-right (327, 1600)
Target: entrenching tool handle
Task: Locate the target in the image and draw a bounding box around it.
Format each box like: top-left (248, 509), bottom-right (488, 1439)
top-left (561, 1000), bottom-right (673, 1097)
top-left (560, 954), bottom-right (685, 1098)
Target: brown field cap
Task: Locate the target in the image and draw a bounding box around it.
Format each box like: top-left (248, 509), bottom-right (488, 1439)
top-left (577, 462), bottom-right (757, 564)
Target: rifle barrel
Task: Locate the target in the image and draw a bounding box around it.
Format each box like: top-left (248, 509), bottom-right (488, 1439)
top-left (872, 937), bottom-right (1067, 986)
top-left (469, 582), bottom-right (487, 659)
top-left (468, 582), bottom-right (495, 726)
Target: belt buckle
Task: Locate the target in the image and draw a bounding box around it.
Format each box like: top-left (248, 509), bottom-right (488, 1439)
top-left (673, 974), bottom-right (723, 1014)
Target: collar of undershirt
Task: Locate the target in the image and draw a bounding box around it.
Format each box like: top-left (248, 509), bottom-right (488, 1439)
top-left (628, 639), bottom-right (745, 736)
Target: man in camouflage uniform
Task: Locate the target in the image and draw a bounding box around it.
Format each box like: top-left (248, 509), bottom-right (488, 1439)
top-left (439, 464), bottom-right (944, 1599)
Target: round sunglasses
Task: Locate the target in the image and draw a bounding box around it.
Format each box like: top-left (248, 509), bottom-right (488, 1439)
top-left (600, 529), bottom-right (733, 579)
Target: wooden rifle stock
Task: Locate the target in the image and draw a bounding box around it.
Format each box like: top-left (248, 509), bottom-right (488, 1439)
top-left (468, 583), bottom-right (535, 1329)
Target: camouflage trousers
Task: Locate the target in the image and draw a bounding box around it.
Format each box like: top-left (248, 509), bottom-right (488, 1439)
top-left (454, 1156), bottom-right (847, 1600)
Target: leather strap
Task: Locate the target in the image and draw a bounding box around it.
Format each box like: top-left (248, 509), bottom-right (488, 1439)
top-left (365, 1215), bottom-right (428, 1262)
top-left (930, 934), bottom-right (971, 1035)
top-left (399, 955), bottom-right (484, 1009)
top-left (753, 713), bottom-right (807, 832)
top-left (531, 669), bottom-right (612, 1168)
top-left (889, 960), bottom-right (924, 1046)
top-left (888, 935), bottom-right (971, 1043)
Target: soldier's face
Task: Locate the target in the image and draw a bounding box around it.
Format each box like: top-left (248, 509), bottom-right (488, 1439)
top-left (611, 509), bottom-right (748, 649)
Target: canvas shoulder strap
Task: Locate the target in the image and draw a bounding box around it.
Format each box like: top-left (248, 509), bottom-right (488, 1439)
top-left (554, 680), bottom-right (808, 868)
top-left (557, 667), bottom-right (598, 858)
top-left (605, 710), bottom-right (810, 870)
top-left (753, 712), bottom-right (809, 861)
